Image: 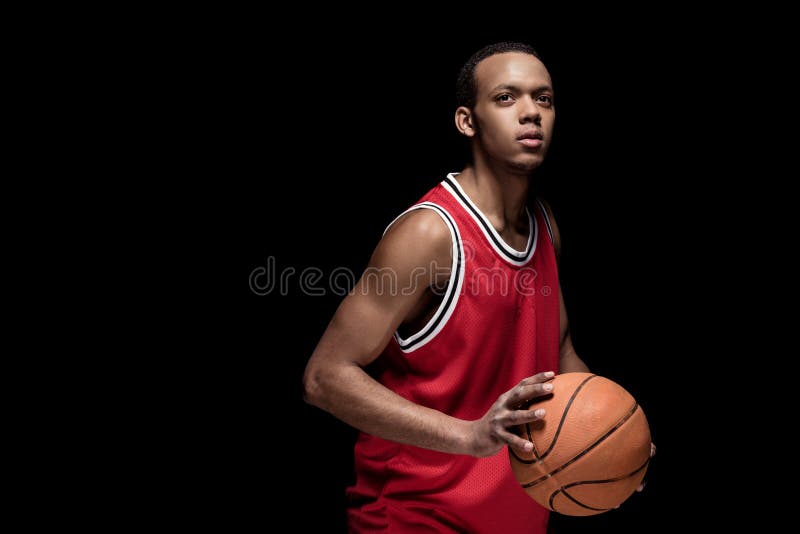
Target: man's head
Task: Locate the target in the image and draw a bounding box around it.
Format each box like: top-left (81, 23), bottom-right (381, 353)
top-left (456, 42), bottom-right (542, 110)
top-left (455, 42), bottom-right (555, 173)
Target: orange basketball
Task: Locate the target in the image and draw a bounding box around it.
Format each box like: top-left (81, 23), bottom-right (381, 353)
top-left (509, 372), bottom-right (651, 516)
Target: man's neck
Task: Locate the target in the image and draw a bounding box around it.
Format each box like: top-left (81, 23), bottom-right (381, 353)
top-left (455, 163), bottom-right (531, 234)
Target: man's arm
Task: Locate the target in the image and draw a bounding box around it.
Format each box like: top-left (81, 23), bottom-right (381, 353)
top-left (541, 200), bottom-right (655, 486)
top-left (303, 208), bottom-right (552, 457)
top-left (558, 289), bottom-right (590, 373)
top-left (539, 200), bottom-right (590, 373)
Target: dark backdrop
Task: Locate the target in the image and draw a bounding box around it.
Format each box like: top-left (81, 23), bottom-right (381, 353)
top-left (185, 24), bottom-right (714, 533)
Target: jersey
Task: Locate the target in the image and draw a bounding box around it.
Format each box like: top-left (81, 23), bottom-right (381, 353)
top-left (347, 173), bottom-right (561, 533)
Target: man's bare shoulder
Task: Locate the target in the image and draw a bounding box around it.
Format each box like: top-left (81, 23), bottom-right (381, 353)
top-left (370, 208), bottom-right (452, 271)
top-left (386, 208), bottom-right (451, 242)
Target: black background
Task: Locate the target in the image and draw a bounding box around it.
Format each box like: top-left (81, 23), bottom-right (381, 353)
top-left (173, 20), bottom-right (724, 533)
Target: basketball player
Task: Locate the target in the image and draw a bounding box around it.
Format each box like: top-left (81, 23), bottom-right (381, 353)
top-left (304, 42), bottom-right (643, 532)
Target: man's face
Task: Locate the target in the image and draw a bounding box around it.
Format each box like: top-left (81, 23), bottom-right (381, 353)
top-left (471, 52), bottom-right (555, 172)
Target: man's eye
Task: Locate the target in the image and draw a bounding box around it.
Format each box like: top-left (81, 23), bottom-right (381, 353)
top-left (496, 94), bottom-right (513, 102)
top-left (537, 95), bottom-right (553, 106)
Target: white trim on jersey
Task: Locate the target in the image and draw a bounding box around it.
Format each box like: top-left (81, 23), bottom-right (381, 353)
top-left (536, 198), bottom-right (555, 244)
top-left (442, 173), bottom-right (537, 267)
top-left (382, 202), bottom-right (465, 353)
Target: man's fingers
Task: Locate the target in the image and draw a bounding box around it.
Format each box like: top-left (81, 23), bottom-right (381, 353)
top-left (496, 428), bottom-right (535, 452)
top-left (510, 408), bottom-right (545, 425)
top-left (636, 444), bottom-right (655, 492)
top-left (491, 408), bottom-right (545, 431)
top-left (518, 371), bottom-right (555, 387)
top-left (507, 381), bottom-right (554, 406)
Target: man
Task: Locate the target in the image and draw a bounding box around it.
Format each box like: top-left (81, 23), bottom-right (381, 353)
top-left (304, 42), bottom-right (596, 532)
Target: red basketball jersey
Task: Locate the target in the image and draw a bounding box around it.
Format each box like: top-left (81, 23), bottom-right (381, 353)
top-left (347, 174), bottom-right (561, 533)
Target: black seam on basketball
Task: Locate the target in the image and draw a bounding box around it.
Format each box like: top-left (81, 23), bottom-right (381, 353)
top-left (550, 456), bottom-right (651, 511)
top-left (539, 374), bottom-right (598, 460)
top-left (548, 489), bottom-right (560, 511)
top-left (521, 402), bottom-right (640, 489)
top-left (508, 421), bottom-right (543, 464)
top-left (557, 489), bottom-right (612, 512)
top-left (508, 447), bottom-right (527, 463)
top-left (561, 456), bottom-right (651, 489)
top-left (510, 376), bottom-right (597, 465)
top-left (527, 422), bottom-right (542, 460)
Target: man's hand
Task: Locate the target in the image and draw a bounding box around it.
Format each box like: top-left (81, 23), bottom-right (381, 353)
top-left (636, 442), bottom-right (657, 492)
top-left (466, 371), bottom-right (555, 458)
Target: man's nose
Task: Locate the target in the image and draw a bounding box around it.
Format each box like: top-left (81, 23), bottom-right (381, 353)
top-left (519, 97), bottom-right (541, 124)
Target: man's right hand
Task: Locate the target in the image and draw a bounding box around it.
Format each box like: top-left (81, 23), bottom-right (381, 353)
top-left (467, 371), bottom-right (555, 457)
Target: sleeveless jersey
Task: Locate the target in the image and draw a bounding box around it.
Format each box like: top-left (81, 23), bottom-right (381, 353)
top-left (347, 173), bottom-right (561, 533)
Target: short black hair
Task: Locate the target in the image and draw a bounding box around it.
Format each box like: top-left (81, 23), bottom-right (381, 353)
top-left (455, 42), bottom-right (541, 109)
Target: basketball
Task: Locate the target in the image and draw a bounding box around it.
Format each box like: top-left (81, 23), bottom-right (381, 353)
top-left (508, 372), bottom-right (651, 516)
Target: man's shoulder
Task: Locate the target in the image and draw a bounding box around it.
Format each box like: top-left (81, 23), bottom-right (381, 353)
top-left (366, 206), bottom-right (452, 283)
top-left (384, 206), bottom-right (451, 246)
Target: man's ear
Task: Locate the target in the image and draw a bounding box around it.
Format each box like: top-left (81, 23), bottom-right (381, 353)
top-left (455, 106), bottom-right (476, 137)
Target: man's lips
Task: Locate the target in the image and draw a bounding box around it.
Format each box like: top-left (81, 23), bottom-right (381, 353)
top-left (519, 138), bottom-right (543, 148)
top-left (517, 130), bottom-right (543, 148)
top-left (517, 130), bottom-right (543, 141)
